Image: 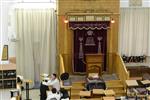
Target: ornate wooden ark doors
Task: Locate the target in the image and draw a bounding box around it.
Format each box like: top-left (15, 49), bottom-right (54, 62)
top-left (69, 21), bottom-right (110, 73)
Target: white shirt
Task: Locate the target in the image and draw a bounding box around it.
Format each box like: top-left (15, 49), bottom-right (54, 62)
top-left (42, 78), bottom-right (60, 91)
top-left (46, 91), bottom-right (61, 100)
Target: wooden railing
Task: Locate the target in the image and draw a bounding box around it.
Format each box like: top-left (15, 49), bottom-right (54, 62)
top-left (59, 54), bottom-right (65, 76)
top-left (113, 53), bottom-right (130, 88)
top-left (59, 53), bottom-right (129, 88)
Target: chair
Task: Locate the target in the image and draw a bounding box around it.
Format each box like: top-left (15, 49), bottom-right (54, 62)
top-left (10, 89), bottom-right (20, 100)
top-left (87, 65), bottom-right (102, 77)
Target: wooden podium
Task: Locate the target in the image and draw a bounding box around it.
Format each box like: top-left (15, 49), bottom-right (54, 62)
top-left (85, 53), bottom-right (104, 76)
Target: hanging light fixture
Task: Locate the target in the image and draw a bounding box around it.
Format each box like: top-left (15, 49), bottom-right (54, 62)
top-left (64, 15), bottom-right (69, 24)
top-left (64, 19), bottom-right (69, 23)
top-left (111, 18), bottom-right (115, 23)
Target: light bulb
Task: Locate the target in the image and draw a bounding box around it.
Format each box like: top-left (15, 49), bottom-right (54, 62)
top-left (64, 19), bottom-right (69, 23)
top-left (111, 18), bottom-right (115, 23)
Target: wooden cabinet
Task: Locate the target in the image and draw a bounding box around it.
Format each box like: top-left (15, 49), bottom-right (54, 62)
top-left (0, 63), bottom-right (16, 89)
top-left (85, 53), bottom-right (104, 76)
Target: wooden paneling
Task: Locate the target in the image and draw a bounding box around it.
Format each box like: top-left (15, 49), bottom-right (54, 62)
top-left (86, 54), bottom-right (104, 75)
top-left (57, 0), bottom-right (120, 74)
top-left (113, 53), bottom-right (130, 88)
top-left (59, 54), bottom-right (65, 76)
top-left (57, 0), bottom-right (119, 15)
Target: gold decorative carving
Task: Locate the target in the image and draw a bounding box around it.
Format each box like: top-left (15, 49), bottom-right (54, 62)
top-left (68, 15), bottom-right (111, 22)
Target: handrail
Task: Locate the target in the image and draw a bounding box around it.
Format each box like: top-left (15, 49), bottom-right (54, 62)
top-left (59, 54), bottom-right (65, 75)
top-left (114, 53), bottom-right (129, 88)
top-left (118, 53), bottom-right (129, 74)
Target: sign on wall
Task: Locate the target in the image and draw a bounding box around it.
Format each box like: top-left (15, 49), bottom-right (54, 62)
top-left (2, 45), bottom-right (9, 61)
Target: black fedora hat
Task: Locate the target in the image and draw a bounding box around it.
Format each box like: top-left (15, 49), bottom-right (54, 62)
top-left (60, 72), bottom-right (69, 80)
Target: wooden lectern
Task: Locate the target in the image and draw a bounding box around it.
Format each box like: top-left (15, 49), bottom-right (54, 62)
top-left (85, 53), bottom-right (104, 76)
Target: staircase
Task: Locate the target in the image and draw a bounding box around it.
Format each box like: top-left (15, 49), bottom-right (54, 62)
top-left (105, 80), bottom-right (126, 96)
top-left (71, 81), bottom-right (85, 99)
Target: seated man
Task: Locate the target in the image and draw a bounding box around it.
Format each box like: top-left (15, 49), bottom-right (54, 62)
top-left (46, 88), bottom-right (61, 100)
top-left (40, 73), bottom-right (60, 100)
top-left (86, 74), bottom-right (106, 91)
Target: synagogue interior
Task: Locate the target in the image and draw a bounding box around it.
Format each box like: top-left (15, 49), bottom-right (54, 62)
top-left (0, 0), bottom-right (150, 100)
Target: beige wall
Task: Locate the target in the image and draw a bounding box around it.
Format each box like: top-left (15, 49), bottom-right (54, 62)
top-left (57, 0), bottom-right (120, 74)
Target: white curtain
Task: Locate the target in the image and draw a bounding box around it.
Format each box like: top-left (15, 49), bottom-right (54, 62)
top-left (148, 8), bottom-right (150, 56)
top-left (119, 8), bottom-right (150, 56)
top-left (15, 8), bottom-right (56, 87)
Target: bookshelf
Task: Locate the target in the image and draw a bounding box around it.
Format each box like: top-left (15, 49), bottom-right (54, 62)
top-left (0, 63), bottom-right (16, 89)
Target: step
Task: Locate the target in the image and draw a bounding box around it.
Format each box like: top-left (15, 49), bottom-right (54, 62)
top-left (107, 89), bottom-right (125, 94)
top-left (114, 89), bottom-right (126, 96)
top-left (71, 86), bottom-right (85, 90)
top-left (106, 84), bottom-right (124, 88)
top-left (116, 92), bottom-right (126, 96)
top-left (71, 92), bottom-right (80, 96)
top-left (71, 82), bottom-right (84, 86)
top-left (72, 81), bottom-right (85, 85)
top-left (71, 82), bottom-right (85, 90)
top-left (105, 81), bottom-right (122, 85)
top-left (71, 89), bottom-right (82, 94)
top-left (71, 88), bottom-right (82, 97)
top-left (106, 82), bottom-right (123, 85)
top-left (105, 80), bottom-right (122, 83)
top-left (70, 95), bottom-right (80, 99)
top-left (114, 90), bottom-right (125, 94)
top-left (71, 88), bottom-right (80, 97)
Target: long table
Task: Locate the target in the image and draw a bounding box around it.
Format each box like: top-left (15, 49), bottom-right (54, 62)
top-left (126, 79), bottom-right (150, 99)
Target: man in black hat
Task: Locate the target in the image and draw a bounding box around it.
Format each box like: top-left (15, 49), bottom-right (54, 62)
top-left (40, 73), bottom-right (60, 100)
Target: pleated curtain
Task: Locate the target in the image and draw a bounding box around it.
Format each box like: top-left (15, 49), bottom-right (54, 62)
top-left (15, 8), bottom-right (56, 87)
top-left (119, 8), bottom-right (150, 56)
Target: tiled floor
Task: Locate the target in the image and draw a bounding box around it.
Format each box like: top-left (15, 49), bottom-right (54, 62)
top-left (0, 89), bottom-right (40, 100)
